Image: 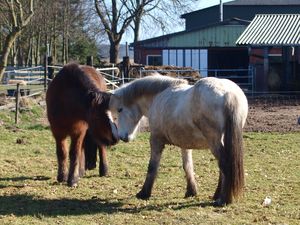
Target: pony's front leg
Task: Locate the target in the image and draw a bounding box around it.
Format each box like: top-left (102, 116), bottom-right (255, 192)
top-left (99, 145), bottom-right (108, 177)
top-left (68, 134), bottom-right (85, 187)
top-left (181, 149), bottom-right (197, 197)
top-left (136, 137), bottom-right (165, 200)
top-left (55, 137), bottom-right (68, 183)
top-left (79, 147), bottom-right (85, 178)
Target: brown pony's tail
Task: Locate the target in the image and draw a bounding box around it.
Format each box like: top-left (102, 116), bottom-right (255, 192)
top-left (84, 130), bottom-right (98, 170)
top-left (223, 93), bottom-right (245, 203)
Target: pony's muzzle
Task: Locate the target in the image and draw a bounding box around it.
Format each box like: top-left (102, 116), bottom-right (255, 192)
top-left (120, 133), bottom-right (129, 142)
top-left (111, 122), bottom-right (120, 145)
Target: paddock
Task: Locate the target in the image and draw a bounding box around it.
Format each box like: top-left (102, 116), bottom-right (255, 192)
top-left (0, 99), bottom-right (299, 224)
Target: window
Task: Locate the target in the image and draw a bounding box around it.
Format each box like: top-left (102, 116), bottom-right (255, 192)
top-left (147, 55), bottom-right (162, 66)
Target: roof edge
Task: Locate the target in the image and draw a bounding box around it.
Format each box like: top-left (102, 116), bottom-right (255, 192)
top-left (131, 17), bottom-right (250, 47)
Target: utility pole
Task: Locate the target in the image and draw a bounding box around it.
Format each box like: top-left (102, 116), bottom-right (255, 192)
top-left (220, 0), bottom-right (223, 22)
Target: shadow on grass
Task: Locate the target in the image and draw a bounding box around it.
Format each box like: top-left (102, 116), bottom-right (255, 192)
top-left (0, 194), bottom-right (123, 216)
top-left (0, 193), bottom-right (215, 217)
top-left (0, 176), bottom-right (215, 216)
top-left (0, 176), bottom-right (50, 182)
top-left (26, 124), bottom-right (50, 130)
top-left (0, 176), bottom-right (51, 189)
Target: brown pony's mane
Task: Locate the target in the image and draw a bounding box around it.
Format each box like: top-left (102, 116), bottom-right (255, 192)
top-left (114, 73), bottom-right (188, 105)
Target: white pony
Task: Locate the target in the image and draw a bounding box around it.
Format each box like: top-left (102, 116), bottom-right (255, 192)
top-left (109, 74), bottom-right (248, 206)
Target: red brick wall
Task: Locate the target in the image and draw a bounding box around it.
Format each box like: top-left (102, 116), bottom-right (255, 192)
top-left (134, 47), bottom-right (162, 64)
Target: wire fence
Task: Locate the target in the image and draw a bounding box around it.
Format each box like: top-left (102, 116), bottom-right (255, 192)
top-left (1, 64), bottom-right (300, 124)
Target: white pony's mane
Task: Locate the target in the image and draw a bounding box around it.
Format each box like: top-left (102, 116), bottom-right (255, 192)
top-left (114, 73), bottom-right (188, 105)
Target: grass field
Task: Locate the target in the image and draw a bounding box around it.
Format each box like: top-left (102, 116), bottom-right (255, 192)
top-left (0, 106), bottom-right (299, 225)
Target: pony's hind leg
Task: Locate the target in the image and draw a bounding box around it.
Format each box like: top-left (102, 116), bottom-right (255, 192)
top-left (202, 130), bottom-right (226, 205)
top-left (211, 144), bottom-right (233, 206)
top-left (213, 171), bottom-right (222, 200)
top-left (136, 136), bottom-right (165, 200)
top-left (55, 137), bottom-right (68, 183)
top-left (181, 149), bottom-right (197, 197)
top-left (99, 145), bottom-right (108, 177)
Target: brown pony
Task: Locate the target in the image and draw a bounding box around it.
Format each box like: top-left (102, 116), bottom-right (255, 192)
top-left (46, 63), bottom-right (119, 187)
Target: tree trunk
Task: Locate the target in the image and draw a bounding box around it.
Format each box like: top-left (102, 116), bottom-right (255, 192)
top-left (62, 34), bottom-right (66, 64)
top-left (133, 15), bottom-right (142, 43)
top-left (0, 30), bottom-right (21, 81)
top-left (35, 32), bottom-right (41, 66)
top-left (26, 37), bottom-right (33, 66)
top-left (52, 12), bottom-right (57, 64)
top-left (109, 41), bottom-right (120, 64)
top-left (17, 44), bottom-right (24, 67)
top-left (10, 42), bottom-right (16, 66)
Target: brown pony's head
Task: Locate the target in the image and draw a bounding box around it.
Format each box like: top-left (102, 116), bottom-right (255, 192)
top-left (87, 91), bottom-right (119, 146)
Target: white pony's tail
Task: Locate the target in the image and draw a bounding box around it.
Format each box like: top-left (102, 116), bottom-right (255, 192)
top-left (223, 93), bottom-right (245, 203)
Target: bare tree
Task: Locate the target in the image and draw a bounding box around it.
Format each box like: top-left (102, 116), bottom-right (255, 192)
top-left (0, 0), bottom-right (34, 81)
top-left (93, 0), bottom-right (196, 63)
top-left (121, 0), bottom-right (160, 43)
top-left (94, 0), bottom-right (144, 63)
top-left (129, 0), bottom-right (197, 43)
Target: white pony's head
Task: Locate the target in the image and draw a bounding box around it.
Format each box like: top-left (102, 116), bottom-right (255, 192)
top-left (109, 74), bottom-right (186, 142)
top-left (109, 94), bottom-right (142, 142)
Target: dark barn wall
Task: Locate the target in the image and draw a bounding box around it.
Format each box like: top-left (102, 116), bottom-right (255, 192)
top-left (208, 47), bottom-right (249, 70)
top-left (249, 47), bottom-right (300, 92)
top-left (183, 7), bottom-right (219, 31)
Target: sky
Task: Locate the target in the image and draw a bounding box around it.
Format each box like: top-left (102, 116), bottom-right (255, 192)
top-left (198, 0), bottom-right (234, 9)
top-left (122, 0), bottom-right (234, 44)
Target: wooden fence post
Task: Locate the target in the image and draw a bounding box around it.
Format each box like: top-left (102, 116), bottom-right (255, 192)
top-left (15, 83), bottom-right (20, 124)
top-left (86, 56), bottom-right (94, 66)
top-left (47, 56), bottom-right (54, 79)
top-left (122, 56), bottom-right (130, 83)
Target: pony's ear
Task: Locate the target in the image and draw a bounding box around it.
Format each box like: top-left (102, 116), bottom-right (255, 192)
top-left (87, 91), bottom-right (102, 107)
top-left (88, 91), bottom-right (111, 107)
top-left (87, 91), bottom-right (96, 107)
top-left (109, 94), bottom-right (121, 107)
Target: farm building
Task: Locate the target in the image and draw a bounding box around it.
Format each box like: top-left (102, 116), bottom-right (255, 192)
top-left (131, 0), bottom-right (300, 93)
top-left (236, 14), bottom-right (300, 93)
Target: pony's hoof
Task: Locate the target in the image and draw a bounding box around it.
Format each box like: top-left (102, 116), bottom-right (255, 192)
top-left (57, 174), bottom-right (67, 183)
top-left (79, 170), bottom-right (85, 178)
top-left (136, 191), bottom-right (150, 200)
top-left (212, 193), bottom-right (220, 201)
top-left (184, 189), bottom-right (197, 198)
top-left (213, 199), bottom-right (226, 207)
top-left (67, 179), bottom-right (79, 187)
top-left (99, 166), bottom-right (108, 177)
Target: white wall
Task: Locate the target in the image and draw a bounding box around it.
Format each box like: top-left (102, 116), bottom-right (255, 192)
top-left (162, 49), bottom-right (208, 76)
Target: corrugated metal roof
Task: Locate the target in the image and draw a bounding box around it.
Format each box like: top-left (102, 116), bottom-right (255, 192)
top-left (236, 14), bottom-right (300, 46)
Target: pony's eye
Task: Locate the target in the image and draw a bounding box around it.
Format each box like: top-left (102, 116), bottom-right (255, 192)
top-left (118, 108), bottom-right (123, 113)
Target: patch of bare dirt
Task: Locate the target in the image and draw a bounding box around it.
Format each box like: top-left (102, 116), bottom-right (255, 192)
top-left (140, 99), bottom-right (300, 133)
top-left (245, 99), bottom-right (300, 132)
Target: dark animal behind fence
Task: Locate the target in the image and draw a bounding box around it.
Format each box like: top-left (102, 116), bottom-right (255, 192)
top-left (46, 63), bottom-right (119, 187)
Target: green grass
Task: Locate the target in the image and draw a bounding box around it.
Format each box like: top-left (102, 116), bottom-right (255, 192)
top-left (0, 108), bottom-right (299, 224)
